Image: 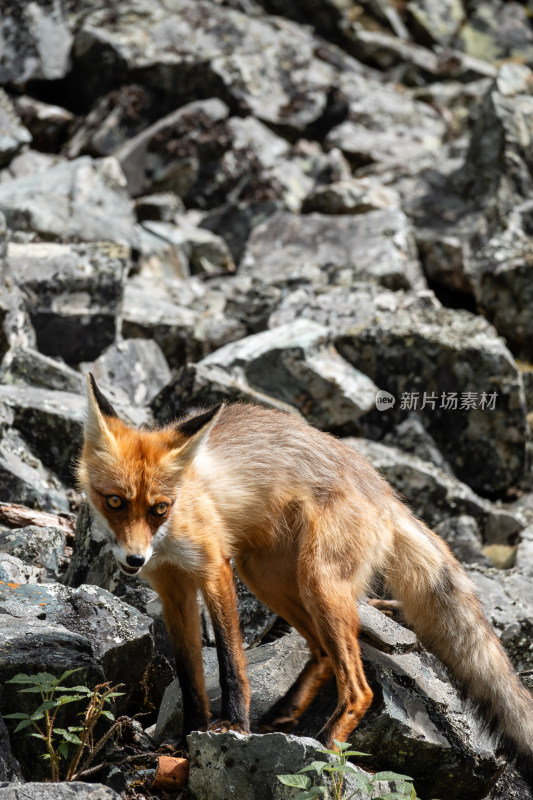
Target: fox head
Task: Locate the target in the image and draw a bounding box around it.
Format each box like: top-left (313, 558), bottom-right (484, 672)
top-left (77, 373), bottom-right (222, 576)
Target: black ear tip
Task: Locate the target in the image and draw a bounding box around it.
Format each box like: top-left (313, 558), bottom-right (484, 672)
top-left (176, 403), bottom-right (223, 437)
top-left (87, 372), bottom-right (119, 419)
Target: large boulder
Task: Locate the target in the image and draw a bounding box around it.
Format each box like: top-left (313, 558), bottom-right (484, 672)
top-left (0, 785), bottom-right (120, 800)
top-left (0, 158), bottom-right (138, 248)
top-left (270, 284), bottom-right (529, 496)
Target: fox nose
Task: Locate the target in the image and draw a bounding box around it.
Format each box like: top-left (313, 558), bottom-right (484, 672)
top-left (126, 554), bottom-right (145, 568)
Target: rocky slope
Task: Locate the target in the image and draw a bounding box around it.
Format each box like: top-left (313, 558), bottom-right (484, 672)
top-left (1, 0), bottom-right (533, 798)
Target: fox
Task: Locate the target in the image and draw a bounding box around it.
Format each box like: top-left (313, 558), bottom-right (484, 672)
top-left (77, 373), bottom-right (533, 786)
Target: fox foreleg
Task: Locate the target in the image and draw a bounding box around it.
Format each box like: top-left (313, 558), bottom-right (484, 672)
top-left (200, 558), bottom-right (250, 733)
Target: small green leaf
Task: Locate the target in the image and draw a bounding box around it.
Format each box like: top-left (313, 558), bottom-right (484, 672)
top-left (6, 674), bottom-right (34, 685)
top-left (106, 692), bottom-right (125, 699)
top-left (29, 733), bottom-right (46, 740)
top-left (100, 710), bottom-right (115, 721)
top-left (34, 700), bottom-right (59, 714)
top-left (63, 686), bottom-right (92, 694)
top-left (14, 719), bottom-right (34, 733)
top-left (373, 772), bottom-right (414, 782)
top-left (3, 713), bottom-right (30, 720)
top-left (63, 733), bottom-right (83, 745)
top-left (333, 739), bottom-right (351, 751)
top-left (18, 686), bottom-right (48, 694)
top-left (277, 774), bottom-right (311, 789)
top-left (295, 790), bottom-right (326, 800)
top-left (58, 741), bottom-right (69, 759)
top-left (336, 750), bottom-right (369, 758)
top-left (57, 668), bottom-right (82, 683)
top-left (299, 761), bottom-right (329, 775)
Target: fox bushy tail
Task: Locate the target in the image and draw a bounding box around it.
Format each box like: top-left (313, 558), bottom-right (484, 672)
top-left (385, 511), bottom-right (533, 786)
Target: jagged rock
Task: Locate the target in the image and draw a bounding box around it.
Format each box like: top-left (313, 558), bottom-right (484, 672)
top-left (383, 413), bottom-right (453, 474)
top-left (466, 565), bottom-right (533, 673)
top-left (135, 192), bottom-right (185, 223)
top-left (0, 525), bottom-right (66, 582)
top-left (71, 0), bottom-right (343, 133)
top-left (0, 348), bottom-right (85, 394)
top-left (271, 283), bottom-right (529, 495)
top-left (345, 438), bottom-right (525, 544)
top-left (0, 383), bottom-right (149, 486)
top-left (325, 72), bottom-right (445, 169)
top-left (0, 785), bottom-right (120, 800)
top-left (0, 424), bottom-right (70, 513)
top-left (140, 221), bottom-right (235, 277)
top-left (188, 730), bottom-right (394, 800)
top-left (0, 553), bottom-right (46, 586)
top-left (0, 615), bottom-right (103, 780)
top-left (12, 96), bottom-right (74, 154)
top-left (0, 715), bottom-right (21, 783)
top-left (9, 241), bottom-right (129, 364)
top-left (0, 157), bottom-right (139, 248)
top-left (302, 178), bottom-right (400, 215)
top-left (0, 580), bottom-right (153, 714)
top-left (0, 92), bottom-right (31, 168)
top-left (406, 0), bottom-right (465, 47)
top-left (456, 2), bottom-right (533, 66)
top-left (83, 339), bottom-right (171, 407)
top-left (241, 210), bottom-right (425, 291)
top-left (0, 150), bottom-right (65, 184)
top-left (151, 361), bottom-right (301, 425)
top-left (0, 0), bottom-right (72, 87)
top-left (200, 320), bottom-right (379, 430)
top-left (434, 516), bottom-right (491, 565)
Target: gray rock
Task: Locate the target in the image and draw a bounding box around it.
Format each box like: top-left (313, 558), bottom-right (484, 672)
top-left (326, 72), bottom-right (445, 169)
top-left (0, 615), bottom-right (103, 780)
top-left (344, 438), bottom-right (525, 544)
top-left (0, 425), bottom-right (70, 513)
top-left (0, 150), bottom-right (65, 184)
top-left (0, 525), bottom-right (66, 582)
top-left (141, 221), bottom-right (235, 277)
top-left (434, 515), bottom-right (491, 566)
top-left (0, 580), bottom-right (153, 714)
top-left (407, 0), bottom-right (465, 47)
top-left (241, 210), bottom-right (425, 292)
top-left (9, 241), bottom-right (129, 364)
top-left (456, 2), bottom-right (533, 66)
top-left (0, 0), bottom-right (72, 86)
top-left (0, 553), bottom-right (45, 586)
top-left (383, 413), bottom-right (454, 474)
top-left (12, 96), bottom-right (74, 154)
top-left (200, 320), bottom-right (379, 429)
top-left (115, 98), bottom-right (230, 199)
top-left (0, 348), bottom-right (85, 395)
top-left (135, 192), bottom-right (185, 223)
top-left (0, 784), bottom-right (120, 800)
top-left (71, 0), bottom-right (340, 132)
top-left (83, 339), bottom-right (171, 407)
top-left (270, 283), bottom-right (529, 496)
top-left (0, 92), bottom-right (31, 169)
top-left (151, 361), bottom-right (302, 425)
top-left (466, 565), bottom-right (533, 674)
top-left (0, 157), bottom-right (138, 248)
top-left (515, 525), bottom-right (533, 579)
top-left (188, 730), bottom-right (392, 800)
top-left (302, 178), bottom-right (400, 215)
top-left (0, 715), bottom-right (21, 783)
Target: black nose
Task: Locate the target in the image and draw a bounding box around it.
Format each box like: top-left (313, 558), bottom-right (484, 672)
top-left (126, 554), bottom-right (145, 568)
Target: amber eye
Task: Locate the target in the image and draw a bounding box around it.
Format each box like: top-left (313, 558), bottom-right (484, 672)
top-left (106, 495), bottom-right (124, 510)
top-left (152, 502), bottom-right (168, 517)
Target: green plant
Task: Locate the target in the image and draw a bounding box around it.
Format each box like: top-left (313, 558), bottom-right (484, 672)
top-left (4, 669), bottom-right (124, 782)
top-left (277, 740), bottom-right (419, 800)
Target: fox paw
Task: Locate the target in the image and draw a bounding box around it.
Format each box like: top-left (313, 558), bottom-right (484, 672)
top-left (208, 719), bottom-right (249, 735)
top-left (258, 711), bottom-right (297, 734)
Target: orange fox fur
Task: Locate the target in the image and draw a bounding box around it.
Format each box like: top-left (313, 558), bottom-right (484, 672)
top-left (78, 374), bottom-right (533, 785)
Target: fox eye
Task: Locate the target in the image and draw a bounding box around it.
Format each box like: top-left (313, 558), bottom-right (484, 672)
top-left (106, 495), bottom-right (124, 510)
top-left (152, 502), bottom-right (168, 517)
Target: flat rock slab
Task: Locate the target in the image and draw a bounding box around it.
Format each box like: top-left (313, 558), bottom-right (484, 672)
top-left (0, 157), bottom-right (138, 248)
top-left (0, 784), bottom-right (120, 800)
top-left (241, 210), bottom-right (425, 291)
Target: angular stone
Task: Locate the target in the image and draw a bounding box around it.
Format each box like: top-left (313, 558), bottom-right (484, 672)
top-left (201, 320), bottom-right (379, 429)
top-left (9, 241), bottom-right (128, 364)
top-left (0, 785), bottom-right (120, 800)
top-left (0, 157), bottom-right (138, 248)
top-left (344, 438), bottom-right (525, 543)
top-left (71, 0), bottom-right (340, 132)
top-left (241, 210), bottom-right (425, 291)
top-left (457, 2), bottom-right (533, 66)
top-left (0, 91), bottom-right (31, 168)
top-left (270, 283), bottom-right (529, 495)
top-left (84, 339), bottom-right (172, 407)
top-left (383, 413), bottom-right (453, 474)
top-left (302, 178), bottom-right (400, 215)
top-left (12, 96), bottom-right (74, 154)
top-left (141, 221), bottom-right (235, 277)
top-left (407, 0), bottom-right (465, 47)
top-left (0, 525), bottom-right (66, 582)
top-left (0, 348), bottom-right (85, 395)
top-left (434, 516), bottom-right (491, 566)
top-left (0, 0), bottom-right (72, 86)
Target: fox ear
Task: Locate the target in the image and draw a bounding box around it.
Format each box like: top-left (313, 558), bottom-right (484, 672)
top-left (164, 404), bottom-right (224, 476)
top-left (85, 373), bottom-right (119, 447)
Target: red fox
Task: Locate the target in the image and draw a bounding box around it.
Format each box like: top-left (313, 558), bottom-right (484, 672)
top-left (78, 374), bottom-right (533, 786)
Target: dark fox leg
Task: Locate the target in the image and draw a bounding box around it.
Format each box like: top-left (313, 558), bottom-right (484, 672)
top-left (236, 550), bottom-right (333, 733)
top-left (200, 558), bottom-right (250, 732)
top-left (149, 568), bottom-right (209, 738)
